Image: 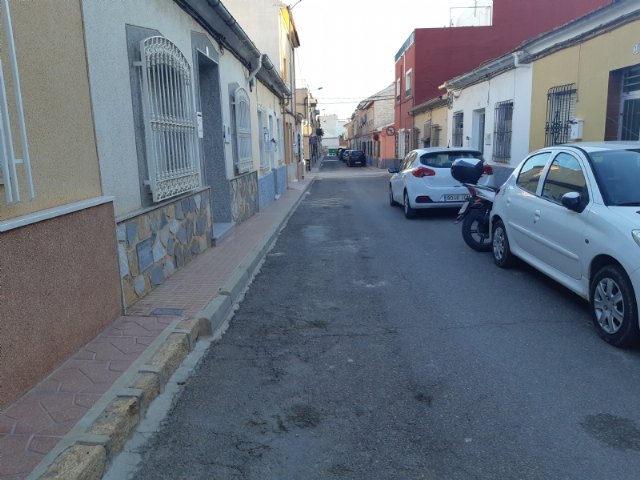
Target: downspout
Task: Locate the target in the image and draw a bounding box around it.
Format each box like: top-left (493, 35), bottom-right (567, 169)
top-left (247, 53), bottom-right (265, 86)
top-left (512, 51), bottom-right (530, 69)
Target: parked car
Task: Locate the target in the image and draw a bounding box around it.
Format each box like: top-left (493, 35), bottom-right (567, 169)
top-left (341, 149), bottom-right (352, 162)
top-left (337, 147), bottom-right (345, 160)
top-left (490, 141), bottom-right (640, 347)
top-left (388, 147), bottom-right (490, 218)
top-left (347, 150), bottom-right (367, 167)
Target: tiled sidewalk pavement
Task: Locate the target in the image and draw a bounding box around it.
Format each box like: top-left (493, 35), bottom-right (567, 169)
top-left (0, 177), bottom-right (312, 479)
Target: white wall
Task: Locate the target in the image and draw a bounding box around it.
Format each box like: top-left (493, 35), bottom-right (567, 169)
top-left (82, 0), bottom-right (251, 216)
top-left (448, 66), bottom-right (532, 166)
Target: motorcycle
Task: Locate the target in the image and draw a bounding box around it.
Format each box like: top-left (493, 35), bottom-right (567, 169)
top-left (451, 157), bottom-right (498, 252)
top-left (456, 182), bottom-right (498, 252)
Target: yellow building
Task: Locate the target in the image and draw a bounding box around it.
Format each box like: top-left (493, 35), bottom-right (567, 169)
top-left (529, 8), bottom-right (640, 149)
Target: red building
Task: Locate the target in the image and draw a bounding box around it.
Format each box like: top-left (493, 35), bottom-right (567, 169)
top-left (394, 0), bottom-right (613, 157)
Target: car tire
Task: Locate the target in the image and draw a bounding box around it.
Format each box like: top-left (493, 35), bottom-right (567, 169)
top-left (590, 264), bottom-right (640, 348)
top-left (389, 185), bottom-right (398, 206)
top-left (403, 191), bottom-right (416, 219)
top-left (462, 209), bottom-right (492, 252)
top-left (492, 220), bottom-right (513, 268)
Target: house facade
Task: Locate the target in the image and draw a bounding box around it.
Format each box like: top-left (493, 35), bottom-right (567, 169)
top-left (224, 0), bottom-right (302, 184)
top-left (393, 0), bottom-right (614, 159)
top-left (440, 0), bottom-right (640, 181)
top-left (0, 0), bottom-right (292, 409)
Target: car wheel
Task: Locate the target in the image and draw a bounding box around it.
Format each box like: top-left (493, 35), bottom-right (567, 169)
top-left (403, 191), bottom-right (416, 219)
top-left (462, 209), bottom-right (492, 252)
top-left (590, 265), bottom-right (640, 348)
top-left (389, 185), bottom-right (399, 206)
top-left (492, 220), bottom-right (513, 267)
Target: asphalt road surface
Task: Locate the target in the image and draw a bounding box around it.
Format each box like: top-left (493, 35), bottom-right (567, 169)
top-left (132, 158), bottom-right (640, 479)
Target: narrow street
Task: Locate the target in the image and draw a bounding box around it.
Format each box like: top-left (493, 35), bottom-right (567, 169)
top-left (129, 159), bottom-right (640, 479)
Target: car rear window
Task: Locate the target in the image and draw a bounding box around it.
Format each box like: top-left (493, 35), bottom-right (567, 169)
top-left (589, 149), bottom-right (640, 206)
top-left (419, 151), bottom-right (482, 168)
top-left (352, 151), bottom-right (364, 157)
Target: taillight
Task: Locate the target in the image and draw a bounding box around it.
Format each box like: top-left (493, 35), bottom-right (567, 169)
top-left (483, 163), bottom-right (494, 175)
top-left (468, 187), bottom-right (477, 196)
top-left (413, 166), bottom-right (436, 178)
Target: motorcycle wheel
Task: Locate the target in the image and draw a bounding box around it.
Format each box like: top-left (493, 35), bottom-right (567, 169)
top-left (462, 209), bottom-right (492, 252)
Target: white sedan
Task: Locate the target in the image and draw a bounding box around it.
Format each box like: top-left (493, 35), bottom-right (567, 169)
top-left (490, 141), bottom-right (640, 347)
top-left (389, 147), bottom-right (489, 219)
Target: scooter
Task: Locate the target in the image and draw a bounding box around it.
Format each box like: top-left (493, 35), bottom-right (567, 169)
top-left (456, 183), bottom-right (498, 252)
top-left (450, 157), bottom-right (497, 252)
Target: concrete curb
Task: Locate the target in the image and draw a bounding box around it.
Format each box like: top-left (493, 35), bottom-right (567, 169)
top-left (28, 179), bottom-right (314, 480)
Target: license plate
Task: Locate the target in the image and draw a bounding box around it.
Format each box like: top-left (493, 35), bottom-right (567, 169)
top-left (444, 194), bottom-right (469, 202)
top-left (458, 200), bottom-right (469, 215)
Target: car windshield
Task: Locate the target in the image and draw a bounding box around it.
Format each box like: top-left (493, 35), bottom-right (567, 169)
top-left (419, 151), bottom-right (483, 168)
top-left (589, 149), bottom-right (640, 206)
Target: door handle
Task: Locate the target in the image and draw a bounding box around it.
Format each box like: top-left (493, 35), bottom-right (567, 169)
top-left (534, 209), bottom-right (540, 223)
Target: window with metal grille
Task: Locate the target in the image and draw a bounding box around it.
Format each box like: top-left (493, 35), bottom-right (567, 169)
top-left (422, 121), bottom-right (432, 147)
top-left (544, 84), bottom-right (576, 147)
top-left (621, 65), bottom-right (640, 141)
top-left (493, 100), bottom-right (513, 163)
top-left (233, 87), bottom-right (253, 174)
top-left (453, 112), bottom-right (464, 147)
top-left (431, 125), bottom-right (441, 147)
top-left (140, 36), bottom-right (200, 202)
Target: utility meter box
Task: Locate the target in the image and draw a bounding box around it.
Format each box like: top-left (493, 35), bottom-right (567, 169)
top-left (569, 118), bottom-right (584, 141)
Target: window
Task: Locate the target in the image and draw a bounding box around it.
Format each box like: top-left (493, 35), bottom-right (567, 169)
top-left (431, 124), bottom-right (441, 147)
top-left (232, 87), bottom-right (253, 174)
top-left (140, 36), bottom-right (200, 202)
top-left (493, 101), bottom-right (513, 163)
top-left (516, 152), bottom-right (551, 194)
top-left (544, 84), bottom-right (576, 147)
top-left (396, 78), bottom-right (401, 101)
top-left (621, 65), bottom-right (640, 141)
top-left (420, 150), bottom-right (482, 168)
top-left (405, 69), bottom-right (412, 98)
top-left (541, 153), bottom-right (587, 203)
top-left (452, 112), bottom-right (464, 147)
top-left (422, 121), bottom-right (432, 147)
top-left (0, 1), bottom-right (33, 204)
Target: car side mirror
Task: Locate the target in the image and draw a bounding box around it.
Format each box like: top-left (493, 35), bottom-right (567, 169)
top-left (388, 167), bottom-right (399, 174)
top-left (561, 191), bottom-right (584, 212)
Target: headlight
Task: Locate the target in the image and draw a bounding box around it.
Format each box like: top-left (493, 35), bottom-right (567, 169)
top-left (633, 230), bottom-right (640, 247)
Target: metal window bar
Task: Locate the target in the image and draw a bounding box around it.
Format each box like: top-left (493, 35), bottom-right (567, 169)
top-left (621, 99), bottom-right (640, 141)
top-left (493, 100), bottom-right (513, 163)
top-left (453, 112), bottom-right (464, 147)
top-left (0, 0), bottom-right (33, 204)
top-left (544, 84), bottom-right (576, 147)
top-left (623, 65), bottom-right (640, 94)
top-left (234, 87), bottom-right (253, 174)
top-left (140, 36), bottom-right (200, 202)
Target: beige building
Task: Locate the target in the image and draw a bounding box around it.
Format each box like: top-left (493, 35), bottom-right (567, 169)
top-left (410, 97), bottom-right (449, 149)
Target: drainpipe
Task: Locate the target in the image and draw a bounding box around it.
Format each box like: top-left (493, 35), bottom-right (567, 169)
top-left (512, 51), bottom-right (530, 69)
top-left (247, 53), bottom-right (265, 86)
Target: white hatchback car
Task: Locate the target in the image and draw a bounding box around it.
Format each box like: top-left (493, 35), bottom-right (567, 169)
top-left (490, 142), bottom-right (640, 347)
top-left (389, 147), bottom-right (489, 218)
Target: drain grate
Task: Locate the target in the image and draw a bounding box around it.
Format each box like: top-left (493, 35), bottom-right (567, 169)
top-left (150, 307), bottom-right (185, 316)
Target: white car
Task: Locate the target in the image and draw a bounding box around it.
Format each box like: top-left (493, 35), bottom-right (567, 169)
top-left (389, 147), bottom-right (489, 219)
top-left (490, 142), bottom-right (640, 347)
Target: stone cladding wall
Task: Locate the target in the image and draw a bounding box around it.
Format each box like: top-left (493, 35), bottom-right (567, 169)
top-left (230, 172), bottom-right (258, 223)
top-left (117, 189), bottom-right (212, 308)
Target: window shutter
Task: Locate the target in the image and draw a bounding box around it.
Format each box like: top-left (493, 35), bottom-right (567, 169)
top-left (233, 87), bottom-right (253, 174)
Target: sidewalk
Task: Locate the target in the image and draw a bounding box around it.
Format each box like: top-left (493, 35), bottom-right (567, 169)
top-left (0, 175), bottom-right (314, 480)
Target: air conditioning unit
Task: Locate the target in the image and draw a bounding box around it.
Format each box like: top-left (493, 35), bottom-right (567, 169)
top-left (569, 118), bottom-right (584, 141)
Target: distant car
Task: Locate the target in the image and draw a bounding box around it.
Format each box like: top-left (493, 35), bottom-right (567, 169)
top-left (490, 141), bottom-right (640, 347)
top-left (388, 147), bottom-right (489, 218)
top-left (347, 150), bottom-right (367, 167)
top-left (342, 149), bottom-right (353, 162)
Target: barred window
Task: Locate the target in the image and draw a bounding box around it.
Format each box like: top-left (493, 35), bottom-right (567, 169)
top-left (431, 124), bottom-right (441, 147)
top-left (544, 84), bottom-right (576, 147)
top-left (233, 87), bottom-right (253, 174)
top-left (453, 112), bottom-right (464, 147)
top-left (493, 100), bottom-right (513, 163)
top-left (140, 36), bottom-right (200, 202)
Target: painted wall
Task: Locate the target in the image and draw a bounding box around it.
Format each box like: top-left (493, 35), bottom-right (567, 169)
top-left (82, 0), bottom-right (254, 217)
top-left (223, 0), bottom-right (280, 65)
top-left (530, 19), bottom-right (640, 150)
top-left (0, 0), bottom-right (102, 220)
top-left (449, 66), bottom-right (532, 166)
top-left (413, 105), bottom-right (449, 148)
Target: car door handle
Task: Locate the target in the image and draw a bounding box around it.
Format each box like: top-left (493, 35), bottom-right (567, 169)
top-left (534, 209), bottom-right (540, 223)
